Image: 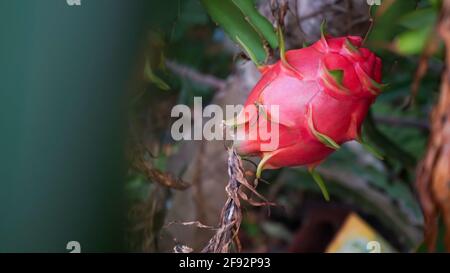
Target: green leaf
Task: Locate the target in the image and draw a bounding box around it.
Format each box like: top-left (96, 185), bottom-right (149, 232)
top-left (309, 168), bottom-right (330, 201)
top-left (231, 0), bottom-right (278, 49)
top-left (363, 110), bottom-right (416, 168)
top-left (170, 0), bottom-right (209, 41)
top-left (429, 0), bottom-right (443, 10)
top-left (395, 26), bottom-right (432, 55)
top-left (397, 8), bottom-right (437, 30)
top-left (200, 0), bottom-right (278, 65)
top-left (361, 141), bottom-right (385, 160)
top-left (368, 0), bottom-right (419, 42)
top-left (144, 60), bottom-right (170, 91)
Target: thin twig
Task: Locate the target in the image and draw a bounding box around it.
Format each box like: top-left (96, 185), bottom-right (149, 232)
top-left (131, 140), bottom-right (191, 190)
top-left (374, 115), bottom-right (430, 132)
top-left (297, 0), bottom-right (342, 23)
top-left (165, 59), bottom-right (226, 90)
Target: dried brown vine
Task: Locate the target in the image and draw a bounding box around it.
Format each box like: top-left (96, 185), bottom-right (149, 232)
top-left (416, 0), bottom-right (450, 252)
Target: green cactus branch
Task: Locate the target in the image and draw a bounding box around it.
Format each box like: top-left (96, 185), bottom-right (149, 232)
top-left (200, 0), bottom-right (278, 66)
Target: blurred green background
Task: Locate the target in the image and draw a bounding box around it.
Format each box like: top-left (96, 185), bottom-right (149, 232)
top-left (0, 0), bottom-right (152, 252)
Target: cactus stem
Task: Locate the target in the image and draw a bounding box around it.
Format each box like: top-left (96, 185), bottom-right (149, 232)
top-left (236, 35), bottom-right (261, 67)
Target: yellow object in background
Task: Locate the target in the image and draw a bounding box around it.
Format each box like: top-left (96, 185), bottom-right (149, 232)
top-left (326, 213), bottom-right (396, 253)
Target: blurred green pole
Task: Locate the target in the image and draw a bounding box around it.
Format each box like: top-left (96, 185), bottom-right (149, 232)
top-left (0, 0), bottom-right (149, 252)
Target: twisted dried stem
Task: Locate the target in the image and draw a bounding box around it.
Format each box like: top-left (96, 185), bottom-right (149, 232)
top-left (416, 0), bottom-right (450, 252)
top-left (199, 148), bottom-right (274, 253)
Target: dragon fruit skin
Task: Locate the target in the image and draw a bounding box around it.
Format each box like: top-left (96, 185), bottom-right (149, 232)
top-left (232, 35), bottom-right (382, 174)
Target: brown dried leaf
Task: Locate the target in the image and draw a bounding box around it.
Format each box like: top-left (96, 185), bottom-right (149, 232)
top-left (132, 145), bottom-right (191, 190)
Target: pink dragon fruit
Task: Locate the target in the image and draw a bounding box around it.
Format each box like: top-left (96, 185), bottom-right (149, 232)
top-left (229, 34), bottom-right (383, 180)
